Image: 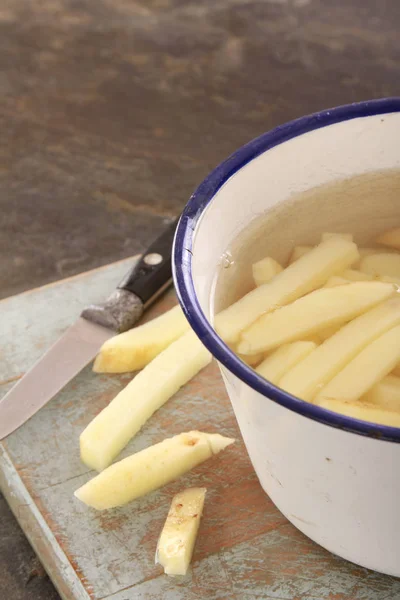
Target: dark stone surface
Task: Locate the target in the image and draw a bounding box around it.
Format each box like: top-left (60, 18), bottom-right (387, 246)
top-left (0, 0), bottom-right (399, 597)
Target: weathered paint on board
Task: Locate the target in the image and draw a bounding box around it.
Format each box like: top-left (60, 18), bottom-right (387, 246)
top-left (1, 258), bottom-right (400, 600)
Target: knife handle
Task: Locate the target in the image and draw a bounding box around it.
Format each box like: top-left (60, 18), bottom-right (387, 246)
top-left (81, 217), bottom-right (180, 333)
top-left (118, 217), bottom-right (179, 305)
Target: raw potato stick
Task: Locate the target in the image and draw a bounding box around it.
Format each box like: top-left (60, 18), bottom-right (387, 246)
top-left (81, 330), bottom-right (211, 471)
top-left (75, 432), bottom-right (234, 509)
top-left (288, 245), bottom-right (313, 264)
top-left (362, 375), bottom-right (400, 411)
top-left (315, 325), bottom-right (400, 404)
top-left (256, 341), bottom-right (316, 384)
top-left (280, 297), bottom-right (400, 402)
top-left (156, 487), bottom-right (206, 576)
top-left (93, 304), bottom-right (189, 373)
top-left (360, 253), bottom-right (400, 279)
top-left (238, 282), bottom-right (394, 355)
top-left (215, 237), bottom-right (359, 344)
top-left (319, 398), bottom-right (400, 428)
top-left (321, 233), bottom-right (353, 242)
top-left (252, 256), bottom-right (283, 286)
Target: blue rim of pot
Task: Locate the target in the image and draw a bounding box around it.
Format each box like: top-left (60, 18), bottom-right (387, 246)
top-left (173, 97), bottom-right (400, 442)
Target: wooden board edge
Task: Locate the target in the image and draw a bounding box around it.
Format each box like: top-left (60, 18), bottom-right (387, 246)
top-left (0, 443), bottom-right (91, 600)
top-left (0, 255), bottom-right (140, 305)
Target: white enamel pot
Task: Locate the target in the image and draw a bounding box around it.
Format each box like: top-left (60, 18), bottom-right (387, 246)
top-left (173, 99), bottom-right (400, 576)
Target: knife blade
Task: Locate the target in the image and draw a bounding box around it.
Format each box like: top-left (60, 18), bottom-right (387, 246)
top-left (0, 217), bottom-right (180, 440)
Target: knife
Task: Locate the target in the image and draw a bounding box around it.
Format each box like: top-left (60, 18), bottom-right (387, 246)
top-left (0, 218), bottom-right (180, 440)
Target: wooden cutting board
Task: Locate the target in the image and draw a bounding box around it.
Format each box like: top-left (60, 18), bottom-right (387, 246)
top-left (1, 258), bottom-right (399, 600)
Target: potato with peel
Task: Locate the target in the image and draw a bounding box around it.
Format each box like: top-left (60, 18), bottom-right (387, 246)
top-left (315, 325), bottom-right (400, 405)
top-left (279, 297), bottom-right (400, 402)
top-left (215, 237), bottom-right (359, 344)
top-left (376, 227), bottom-right (400, 250)
top-left (75, 432), bottom-right (234, 510)
top-left (238, 282), bottom-right (394, 355)
top-left (256, 341), bottom-right (316, 384)
top-left (81, 330), bottom-right (211, 471)
top-left (362, 375), bottom-right (400, 411)
top-left (93, 305), bottom-right (189, 373)
top-left (360, 253), bottom-right (400, 279)
top-left (156, 488), bottom-right (206, 576)
top-left (252, 256), bottom-right (283, 286)
top-left (319, 398), bottom-right (400, 428)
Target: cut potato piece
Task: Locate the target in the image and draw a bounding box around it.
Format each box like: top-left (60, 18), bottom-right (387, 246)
top-left (156, 487), bottom-right (206, 575)
top-left (323, 276), bottom-right (350, 288)
top-left (252, 256), bottom-right (283, 286)
top-left (376, 227), bottom-right (400, 250)
top-left (215, 237), bottom-right (359, 344)
top-left (288, 245), bottom-right (313, 264)
top-left (341, 269), bottom-right (374, 282)
top-left (362, 375), bottom-right (400, 411)
top-left (380, 276), bottom-right (400, 285)
top-left (321, 233), bottom-right (353, 242)
top-left (315, 325), bottom-right (400, 404)
top-left (280, 297), bottom-right (400, 402)
top-left (392, 363), bottom-right (400, 377)
top-left (238, 282), bottom-right (393, 355)
top-left (93, 305), bottom-right (189, 373)
top-left (81, 330), bottom-right (211, 471)
top-left (319, 398), bottom-right (400, 428)
top-left (354, 247), bottom-right (396, 268)
top-left (318, 324), bottom-right (343, 341)
top-left (360, 253), bottom-right (400, 279)
top-left (238, 352), bottom-right (264, 367)
top-left (75, 431), bottom-right (234, 509)
top-left (256, 341), bottom-right (316, 384)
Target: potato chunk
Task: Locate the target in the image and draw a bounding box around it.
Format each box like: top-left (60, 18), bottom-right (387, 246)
top-left (238, 282), bottom-right (393, 355)
top-left (319, 398), bottom-right (400, 428)
top-left (81, 330), bottom-right (211, 471)
top-left (215, 237), bottom-right (359, 344)
top-left (360, 253), bottom-right (400, 279)
top-left (256, 341), bottom-right (316, 384)
top-left (156, 488), bottom-right (206, 576)
top-left (315, 325), bottom-right (400, 404)
top-left (376, 227), bottom-right (400, 250)
top-left (341, 269), bottom-right (374, 282)
top-left (75, 432), bottom-right (234, 510)
top-left (362, 375), bottom-right (400, 411)
top-left (93, 305), bottom-right (189, 373)
top-left (252, 256), bottom-right (283, 286)
top-left (279, 297), bottom-right (400, 402)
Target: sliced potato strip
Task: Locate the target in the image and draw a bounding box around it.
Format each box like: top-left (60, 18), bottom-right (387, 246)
top-left (81, 330), bottom-right (211, 471)
top-left (215, 237), bottom-right (359, 344)
top-left (279, 297), bottom-right (400, 402)
top-left (318, 324), bottom-right (343, 341)
top-left (315, 325), bottom-right (400, 405)
top-left (256, 341), bottom-right (316, 384)
top-left (156, 487), bottom-right (206, 576)
top-left (288, 245), bottom-right (313, 264)
top-left (362, 375), bottom-right (400, 411)
top-left (238, 282), bottom-right (393, 355)
top-left (376, 227), bottom-right (400, 250)
top-left (75, 432), bottom-right (234, 510)
top-left (341, 269), bottom-right (374, 282)
top-left (252, 256), bottom-right (283, 286)
top-left (319, 398), bottom-right (400, 427)
top-left (323, 276), bottom-right (350, 288)
top-left (360, 253), bottom-right (400, 279)
top-left (321, 233), bottom-right (353, 242)
top-left (93, 305), bottom-right (189, 373)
